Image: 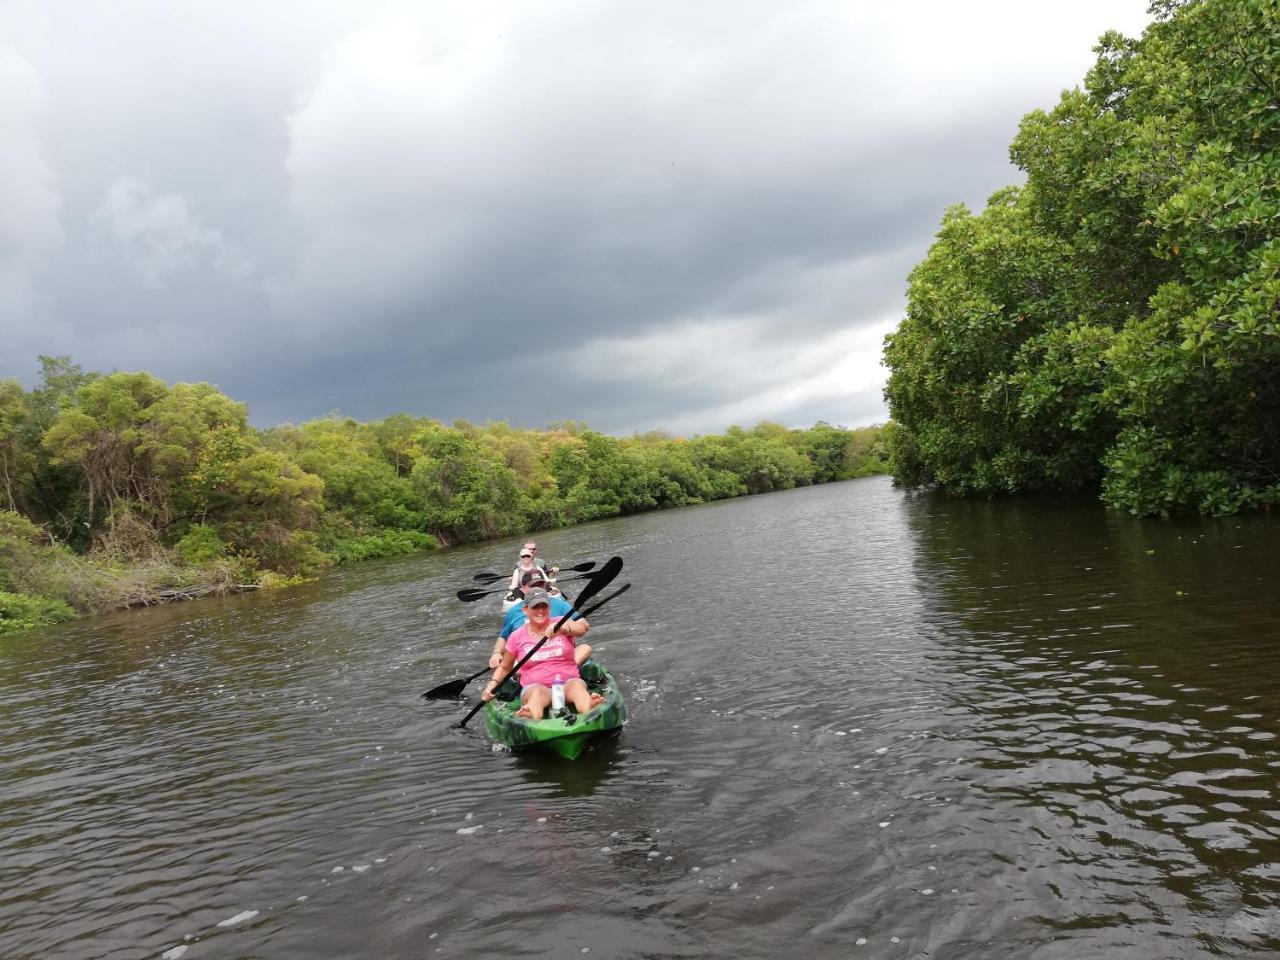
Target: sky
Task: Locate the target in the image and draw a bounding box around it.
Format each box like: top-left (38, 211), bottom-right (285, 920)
top-left (1, 0), bottom-right (1154, 436)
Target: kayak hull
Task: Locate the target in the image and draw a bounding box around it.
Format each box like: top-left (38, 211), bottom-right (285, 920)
top-left (482, 661), bottom-right (625, 760)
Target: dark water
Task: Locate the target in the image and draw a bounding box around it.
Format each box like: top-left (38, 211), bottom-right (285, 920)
top-left (2, 476), bottom-right (1279, 960)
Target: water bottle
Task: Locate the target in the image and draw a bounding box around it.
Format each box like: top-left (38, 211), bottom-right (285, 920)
top-left (551, 675), bottom-right (565, 713)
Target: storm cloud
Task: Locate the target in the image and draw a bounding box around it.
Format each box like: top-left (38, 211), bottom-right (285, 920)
top-left (1, 0), bottom-right (1153, 433)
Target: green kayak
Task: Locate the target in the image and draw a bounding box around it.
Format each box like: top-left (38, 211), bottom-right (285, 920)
top-left (483, 660), bottom-right (626, 760)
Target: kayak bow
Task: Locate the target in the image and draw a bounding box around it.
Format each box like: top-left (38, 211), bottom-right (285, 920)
top-left (482, 660), bottom-right (625, 760)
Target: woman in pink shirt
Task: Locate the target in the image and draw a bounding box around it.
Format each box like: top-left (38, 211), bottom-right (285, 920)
top-left (481, 588), bottom-right (605, 720)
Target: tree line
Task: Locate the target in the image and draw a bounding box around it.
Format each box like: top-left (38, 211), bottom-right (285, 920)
top-left (884, 0), bottom-right (1278, 516)
top-left (0, 356), bottom-right (889, 632)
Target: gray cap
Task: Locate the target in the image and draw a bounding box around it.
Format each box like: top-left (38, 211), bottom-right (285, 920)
top-left (522, 587), bottom-right (551, 609)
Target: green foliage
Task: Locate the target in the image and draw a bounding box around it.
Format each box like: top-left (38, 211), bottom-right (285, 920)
top-left (885, 0), bottom-right (1280, 515)
top-left (0, 591), bottom-right (75, 635)
top-left (0, 358), bottom-right (889, 632)
top-left (176, 524), bottom-right (226, 565)
top-left (410, 425), bottom-right (524, 543)
top-left (321, 529), bottom-right (439, 564)
top-left (0, 510), bottom-right (48, 594)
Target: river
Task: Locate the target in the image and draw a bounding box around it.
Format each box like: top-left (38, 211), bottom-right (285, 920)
top-left (2, 475), bottom-right (1278, 959)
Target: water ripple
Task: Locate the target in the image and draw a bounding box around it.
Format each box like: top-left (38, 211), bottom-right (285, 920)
top-left (2, 479), bottom-right (1279, 958)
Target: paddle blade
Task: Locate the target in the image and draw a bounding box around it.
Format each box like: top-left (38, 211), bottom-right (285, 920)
top-left (422, 678), bottom-right (468, 700)
top-left (563, 560), bottom-right (597, 573)
top-left (456, 587), bottom-right (493, 602)
top-left (564, 556), bottom-right (622, 619)
top-left (471, 571), bottom-right (504, 582)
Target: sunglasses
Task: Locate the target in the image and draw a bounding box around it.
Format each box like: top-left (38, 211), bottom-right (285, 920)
top-left (520, 553), bottom-right (532, 559)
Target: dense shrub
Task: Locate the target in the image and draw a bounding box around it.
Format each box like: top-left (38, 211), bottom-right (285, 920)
top-left (2, 359), bottom-right (890, 631)
top-left (885, 0), bottom-right (1280, 516)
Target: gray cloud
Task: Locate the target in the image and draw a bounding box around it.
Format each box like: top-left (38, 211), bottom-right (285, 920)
top-left (3, 0), bottom-right (1154, 434)
top-left (0, 43), bottom-right (63, 355)
top-left (93, 177), bottom-right (252, 287)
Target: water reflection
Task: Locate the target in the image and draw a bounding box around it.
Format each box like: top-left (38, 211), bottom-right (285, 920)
top-left (512, 735), bottom-right (626, 797)
top-left (903, 491), bottom-right (1280, 952)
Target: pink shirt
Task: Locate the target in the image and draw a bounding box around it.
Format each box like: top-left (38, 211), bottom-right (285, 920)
top-left (506, 624), bottom-right (580, 689)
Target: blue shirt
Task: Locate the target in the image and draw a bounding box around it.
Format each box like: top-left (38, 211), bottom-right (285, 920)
top-left (500, 595), bottom-right (577, 639)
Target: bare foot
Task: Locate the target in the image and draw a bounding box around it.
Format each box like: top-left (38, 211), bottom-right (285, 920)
top-left (588, 692), bottom-right (605, 707)
top-left (514, 705), bottom-right (536, 719)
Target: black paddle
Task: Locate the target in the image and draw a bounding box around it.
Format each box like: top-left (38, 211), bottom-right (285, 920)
top-left (471, 560), bottom-right (597, 583)
top-left (456, 570), bottom-right (598, 603)
top-left (454, 557), bottom-right (623, 728)
top-left (421, 582), bottom-right (632, 700)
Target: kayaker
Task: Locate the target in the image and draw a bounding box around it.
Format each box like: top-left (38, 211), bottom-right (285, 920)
top-left (489, 571), bottom-right (591, 668)
top-left (507, 541), bottom-right (559, 593)
top-left (523, 541), bottom-right (547, 571)
top-left (507, 547), bottom-right (540, 594)
top-left (482, 588), bottom-right (604, 720)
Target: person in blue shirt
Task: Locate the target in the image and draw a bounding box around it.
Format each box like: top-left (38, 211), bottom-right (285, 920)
top-left (488, 570), bottom-right (592, 669)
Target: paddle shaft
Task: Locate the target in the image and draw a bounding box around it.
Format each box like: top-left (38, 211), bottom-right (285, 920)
top-left (457, 571), bottom-right (594, 602)
top-left (455, 558), bottom-right (621, 728)
top-left (472, 560), bottom-right (595, 583)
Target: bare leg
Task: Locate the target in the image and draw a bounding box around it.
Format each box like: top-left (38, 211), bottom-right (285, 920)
top-left (565, 678), bottom-right (604, 713)
top-left (574, 642), bottom-right (593, 666)
top-left (515, 685), bottom-right (551, 720)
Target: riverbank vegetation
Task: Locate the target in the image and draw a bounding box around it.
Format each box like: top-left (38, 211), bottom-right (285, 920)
top-left (884, 0), bottom-right (1279, 516)
top-left (0, 356), bottom-right (889, 633)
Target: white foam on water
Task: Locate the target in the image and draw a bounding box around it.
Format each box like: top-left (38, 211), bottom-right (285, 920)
top-left (216, 910), bottom-right (258, 927)
top-left (878, 821), bottom-right (890, 828)
top-left (374, 857), bottom-right (387, 863)
top-left (161, 947), bottom-right (188, 959)
top-left (891, 936), bottom-right (901, 943)
top-left (874, 747), bottom-right (888, 755)
top-left (331, 866), bottom-right (345, 873)
top-left (855, 938), bottom-right (867, 946)
top-left (297, 896), bottom-right (308, 901)
top-left (922, 888), bottom-right (934, 895)
top-left (456, 825), bottom-right (483, 835)
top-left (353, 864), bottom-right (370, 873)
